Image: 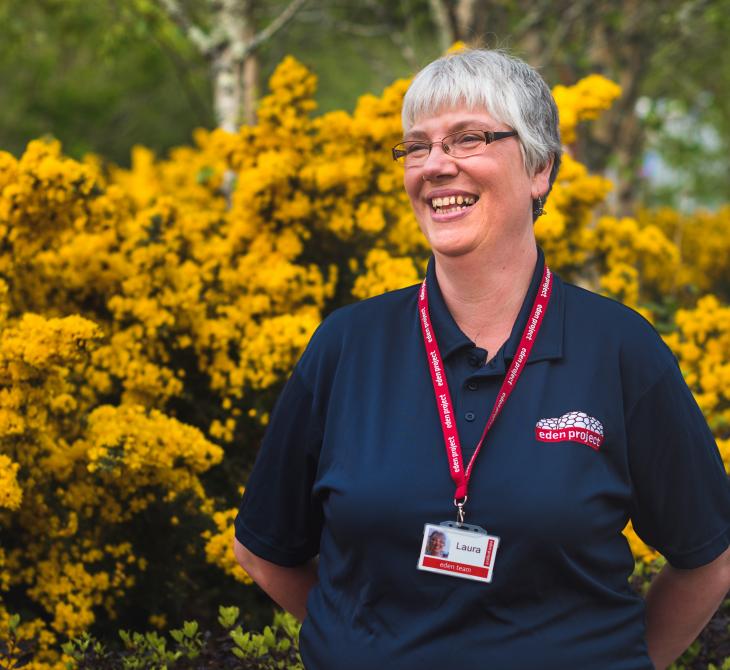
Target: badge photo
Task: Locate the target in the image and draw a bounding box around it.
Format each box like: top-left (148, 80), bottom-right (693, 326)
top-left (417, 523), bottom-right (500, 583)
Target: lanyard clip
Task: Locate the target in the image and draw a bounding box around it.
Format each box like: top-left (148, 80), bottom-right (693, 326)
top-left (454, 496), bottom-right (467, 526)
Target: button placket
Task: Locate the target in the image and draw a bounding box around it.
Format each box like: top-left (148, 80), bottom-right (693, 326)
top-left (467, 347), bottom-right (487, 368)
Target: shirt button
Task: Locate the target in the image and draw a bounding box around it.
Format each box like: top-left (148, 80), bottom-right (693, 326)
top-left (465, 412), bottom-right (476, 421)
top-left (467, 354), bottom-right (480, 367)
top-left (466, 381), bottom-right (478, 391)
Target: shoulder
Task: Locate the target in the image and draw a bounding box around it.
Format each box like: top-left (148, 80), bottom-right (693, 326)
top-left (560, 279), bottom-right (677, 391)
top-left (562, 280), bottom-right (658, 332)
top-left (296, 282), bottom-right (420, 377)
top-left (319, 282), bottom-right (419, 336)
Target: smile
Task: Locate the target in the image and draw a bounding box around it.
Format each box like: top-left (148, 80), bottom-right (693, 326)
top-left (429, 194), bottom-right (478, 215)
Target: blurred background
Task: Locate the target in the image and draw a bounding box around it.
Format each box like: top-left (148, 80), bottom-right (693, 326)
top-left (2, 0), bottom-right (729, 212)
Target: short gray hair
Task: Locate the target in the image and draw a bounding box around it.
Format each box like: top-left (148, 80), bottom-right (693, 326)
top-left (402, 49), bottom-right (562, 202)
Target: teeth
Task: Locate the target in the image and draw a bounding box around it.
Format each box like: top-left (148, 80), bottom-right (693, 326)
top-left (431, 195), bottom-right (478, 209)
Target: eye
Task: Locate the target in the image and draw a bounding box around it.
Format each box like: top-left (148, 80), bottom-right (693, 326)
top-left (453, 132), bottom-right (484, 148)
top-left (405, 142), bottom-right (430, 157)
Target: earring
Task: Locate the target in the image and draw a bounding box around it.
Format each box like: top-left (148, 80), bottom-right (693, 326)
top-left (535, 195), bottom-right (546, 217)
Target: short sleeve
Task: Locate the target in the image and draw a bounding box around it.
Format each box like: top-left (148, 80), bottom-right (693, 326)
top-left (627, 361), bottom-right (730, 568)
top-left (234, 368), bottom-right (324, 566)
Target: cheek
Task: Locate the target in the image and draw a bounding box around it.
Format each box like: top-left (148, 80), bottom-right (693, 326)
top-left (403, 171), bottom-right (422, 206)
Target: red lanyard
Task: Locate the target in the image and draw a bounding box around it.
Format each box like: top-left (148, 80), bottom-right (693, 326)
top-left (418, 264), bottom-right (553, 519)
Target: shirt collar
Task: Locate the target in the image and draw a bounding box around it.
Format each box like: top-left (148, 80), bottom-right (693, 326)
top-left (424, 246), bottom-right (565, 368)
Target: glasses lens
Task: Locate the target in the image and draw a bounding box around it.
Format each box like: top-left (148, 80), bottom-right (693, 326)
top-left (446, 131), bottom-right (486, 158)
top-left (394, 142), bottom-right (430, 165)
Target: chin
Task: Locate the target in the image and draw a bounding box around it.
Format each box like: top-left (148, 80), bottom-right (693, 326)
top-left (421, 225), bottom-right (484, 257)
top-left (428, 238), bottom-right (482, 259)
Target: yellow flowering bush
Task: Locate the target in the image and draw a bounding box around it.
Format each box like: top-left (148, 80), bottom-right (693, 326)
top-left (202, 508), bottom-right (253, 585)
top-left (663, 295), bottom-right (730, 470)
top-left (0, 453), bottom-right (22, 510)
top-left (552, 75), bottom-right (622, 145)
top-left (592, 215), bottom-right (681, 314)
top-left (535, 153), bottom-right (613, 274)
top-left (0, 53), bottom-right (727, 664)
top-left (638, 206), bottom-right (730, 300)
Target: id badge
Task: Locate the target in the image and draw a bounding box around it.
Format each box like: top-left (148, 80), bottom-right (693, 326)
top-left (417, 522), bottom-right (500, 583)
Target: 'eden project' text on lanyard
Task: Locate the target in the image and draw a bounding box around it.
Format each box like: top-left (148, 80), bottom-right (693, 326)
top-left (418, 265), bottom-right (553, 510)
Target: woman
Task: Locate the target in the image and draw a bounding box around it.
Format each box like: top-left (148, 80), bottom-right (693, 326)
top-left (234, 49), bottom-right (730, 669)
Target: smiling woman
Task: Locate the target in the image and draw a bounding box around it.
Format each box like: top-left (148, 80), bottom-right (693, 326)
top-left (234, 48), bottom-right (730, 670)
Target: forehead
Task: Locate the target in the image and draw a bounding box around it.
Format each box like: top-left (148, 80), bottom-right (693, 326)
top-left (405, 106), bottom-right (504, 139)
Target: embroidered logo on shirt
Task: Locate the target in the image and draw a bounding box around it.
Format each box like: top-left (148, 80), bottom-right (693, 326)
top-left (535, 411), bottom-right (605, 451)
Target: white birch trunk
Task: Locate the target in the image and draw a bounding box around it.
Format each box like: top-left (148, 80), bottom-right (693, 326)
top-left (159, 0), bottom-right (307, 132)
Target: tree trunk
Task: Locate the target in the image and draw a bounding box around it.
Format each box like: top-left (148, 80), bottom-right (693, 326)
top-left (160, 0), bottom-right (306, 132)
top-left (211, 0), bottom-right (248, 133)
top-left (427, 0), bottom-right (484, 48)
top-left (578, 0), bottom-right (655, 213)
top-left (428, 0), bottom-right (455, 52)
top-left (241, 0), bottom-right (258, 126)
top-left (454, 0), bottom-right (479, 41)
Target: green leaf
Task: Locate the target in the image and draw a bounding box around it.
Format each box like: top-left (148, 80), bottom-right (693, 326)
top-left (263, 625), bottom-right (275, 647)
top-left (170, 629), bottom-right (184, 643)
top-left (218, 605), bottom-right (240, 629)
top-left (182, 620), bottom-right (198, 638)
top-left (230, 628), bottom-right (252, 650)
top-left (8, 613), bottom-right (20, 632)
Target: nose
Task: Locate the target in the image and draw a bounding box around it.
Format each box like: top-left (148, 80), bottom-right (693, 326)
top-left (420, 142), bottom-right (458, 181)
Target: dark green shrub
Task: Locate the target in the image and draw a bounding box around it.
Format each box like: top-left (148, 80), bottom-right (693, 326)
top-left (60, 607), bottom-right (303, 670)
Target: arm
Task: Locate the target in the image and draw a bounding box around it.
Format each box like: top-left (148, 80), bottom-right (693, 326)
top-left (233, 537), bottom-right (318, 622)
top-left (645, 544), bottom-right (730, 670)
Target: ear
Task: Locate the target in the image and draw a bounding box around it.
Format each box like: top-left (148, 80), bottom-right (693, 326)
top-left (530, 156), bottom-right (555, 199)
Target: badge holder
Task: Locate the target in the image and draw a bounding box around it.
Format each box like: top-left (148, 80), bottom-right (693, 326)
top-left (417, 521), bottom-right (500, 583)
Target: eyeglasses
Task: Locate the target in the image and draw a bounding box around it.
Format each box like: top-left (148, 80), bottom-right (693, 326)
top-left (392, 129), bottom-right (518, 166)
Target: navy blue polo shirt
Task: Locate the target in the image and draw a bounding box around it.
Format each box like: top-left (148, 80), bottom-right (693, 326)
top-left (235, 248), bottom-right (730, 670)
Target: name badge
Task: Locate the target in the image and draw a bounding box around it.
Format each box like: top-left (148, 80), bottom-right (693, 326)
top-left (417, 522), bottom-right (500, 583)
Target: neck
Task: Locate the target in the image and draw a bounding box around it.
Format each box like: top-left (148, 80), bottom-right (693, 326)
top-left (434, 233), bottom-right (538, 354)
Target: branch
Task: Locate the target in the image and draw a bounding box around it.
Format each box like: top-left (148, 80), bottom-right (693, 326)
top-left (539, 0), bottom-right (593, 67)
top-left (512, 0), bottom-right (568, 37)
top-left (124, 1), bottom-right (211, 124)
top-left (240, 0), bottom-right (308, 59)
top-left (155, 0), bottom-right (216, 54)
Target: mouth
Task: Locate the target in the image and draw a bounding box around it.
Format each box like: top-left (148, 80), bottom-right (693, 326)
top-left (429, 193), bottom-right (478, 215)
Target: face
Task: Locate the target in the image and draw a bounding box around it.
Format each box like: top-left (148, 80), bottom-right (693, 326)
top-left (428, 532), bottom-right (445, 554)
top-left (402, 107), bottom-right (552, 259)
